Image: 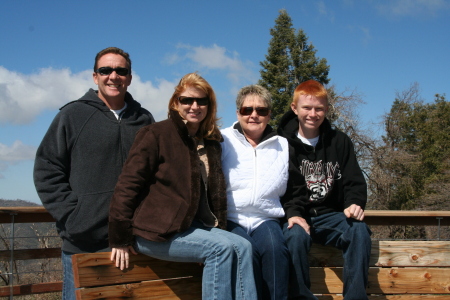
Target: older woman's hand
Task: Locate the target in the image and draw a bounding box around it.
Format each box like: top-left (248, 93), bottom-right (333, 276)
top-left (111, 246), bottom-right (138, 270)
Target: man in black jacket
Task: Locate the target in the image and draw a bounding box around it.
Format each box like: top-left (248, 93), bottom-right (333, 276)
top-left (278, 80), bottom-right (371, 300)
top-left (33, 47), bottom-right (155, 300)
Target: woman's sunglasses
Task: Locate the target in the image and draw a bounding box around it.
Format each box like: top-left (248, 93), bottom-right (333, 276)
top-left (178, 96), bottom-right (209, 106)
top-left (239, 107), bottom-right (270, 116)
top-left (95, 67), bottom-right (130, 76)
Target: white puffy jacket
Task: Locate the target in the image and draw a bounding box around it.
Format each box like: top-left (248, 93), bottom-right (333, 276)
top-left (221, 123), bottom-right (289, 233)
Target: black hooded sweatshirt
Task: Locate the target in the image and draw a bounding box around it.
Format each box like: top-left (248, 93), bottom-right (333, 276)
top-left (34, 88), bottom-right (154, 253)
top-left (277, 110), bottom-right (367, 221)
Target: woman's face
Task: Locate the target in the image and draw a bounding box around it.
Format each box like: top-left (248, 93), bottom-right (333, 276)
top-left (177, 86), bottom-right (209, 133)
top-left (237, 94), bottom-right (270, 140)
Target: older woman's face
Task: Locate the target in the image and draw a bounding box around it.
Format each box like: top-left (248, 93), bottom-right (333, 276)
top-left (237, 94), bottom-right (270, 140)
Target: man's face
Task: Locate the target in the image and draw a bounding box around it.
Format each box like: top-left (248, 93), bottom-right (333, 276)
top-left (291, 94), bottom-right (328, 139)
top-left (93, 53), bottom-right (132, 106)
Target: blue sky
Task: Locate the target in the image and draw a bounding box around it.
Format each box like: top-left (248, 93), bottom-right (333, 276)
top-left (1, 0), bottom-right (449, 204)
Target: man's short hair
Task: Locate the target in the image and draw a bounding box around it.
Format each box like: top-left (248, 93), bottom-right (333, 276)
top-left (94, 47), bottom-right (132, 73)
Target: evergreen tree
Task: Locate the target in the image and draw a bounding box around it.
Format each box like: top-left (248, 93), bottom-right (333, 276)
top-left (366, 84), bottom-right (450, 240)
top-left (259, 9), bottom-right (330, 126)
top-left (369, 83), bottom-right (450, 212)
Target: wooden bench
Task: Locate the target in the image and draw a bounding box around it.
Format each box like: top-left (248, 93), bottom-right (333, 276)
top-left (2, 208), bottom-right (449, 298)
top-left (72, 239), bottom-right (450, 299)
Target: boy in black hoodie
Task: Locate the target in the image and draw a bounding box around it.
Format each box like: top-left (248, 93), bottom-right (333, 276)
top-left (278, 80), bottom-right (371, 300)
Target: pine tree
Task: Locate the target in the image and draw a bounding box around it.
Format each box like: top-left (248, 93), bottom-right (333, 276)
top-left (259, 9), bottom-right (330, 126)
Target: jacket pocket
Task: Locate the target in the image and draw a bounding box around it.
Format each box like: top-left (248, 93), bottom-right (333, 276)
top-left (65, 191), bottom-right (112, 243)
top-left (132, 194), bottom-right (186, 235)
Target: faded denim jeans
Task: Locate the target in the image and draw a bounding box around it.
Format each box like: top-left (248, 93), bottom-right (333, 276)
top-left (135, 220), bottom-right (257, 300)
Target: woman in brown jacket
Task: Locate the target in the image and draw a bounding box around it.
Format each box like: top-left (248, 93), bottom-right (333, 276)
top-left (108, 73), bottom-right (257, 299)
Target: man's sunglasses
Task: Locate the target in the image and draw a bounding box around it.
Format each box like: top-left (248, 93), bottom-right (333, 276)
top-left (95, 67), bottom-right (130, 76)
top-left (178, 96), bottom-right (209, 106)
top-left (239, 106), bottom-right (270, 116)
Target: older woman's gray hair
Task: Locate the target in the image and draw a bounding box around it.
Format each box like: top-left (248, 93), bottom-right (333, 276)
top-left (236, 85), bottom-right (272, 110)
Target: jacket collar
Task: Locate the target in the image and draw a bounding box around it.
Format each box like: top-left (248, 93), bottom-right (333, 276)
top-left (169, 109), bottom-right (199, 149)
top-left (60, 88), bottom-right (141, 113)
top-left (232, 122), bottom-right (277, 144)
top-left (277, 109), bottom-right (334, 154)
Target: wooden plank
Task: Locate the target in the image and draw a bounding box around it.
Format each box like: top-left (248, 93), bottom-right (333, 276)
top-left (310, 267), bottom-right (450, 294)
top-left (0, 281), bottom-right (62, 296)
top-left (371, 267), bottom-right (450, 294)
top-left (309, 241), bottom-right (450, 267)
top-left (365, 210), bottom-right (450, 226)
top-left (0, 207), bottom-right (48, 214)
top-left (0, 207), bottom-right (55, 223)
top-left (2, 207), bottom-right (450, 225)
top-left (365, 210), bottom-right (450, 217)
top-left (0, 247), bottom-right (61, 260)
top-left (72, 252), bottom-right (203, 288)
top-left (376, 241), bottom-right (450, 267)
top-left (316, 296), bottom-right (450, 300)
top-left (76, 277), bottom-right (202, 300)
top-left (76, 277), bottom-right (450, 300)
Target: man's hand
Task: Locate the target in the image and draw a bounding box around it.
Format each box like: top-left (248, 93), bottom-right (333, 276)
top-left (287, 216), bottom-right (310, 235)
top-left (110, 246), bottom-right (138, 270)
top-left (344, 204), bottom-right (365, 221)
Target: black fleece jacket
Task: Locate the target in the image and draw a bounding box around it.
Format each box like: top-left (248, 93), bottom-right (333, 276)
top-left (277, 110), bottom-right (367, 220)
top-left (33, 89), bottom-right (154, 253)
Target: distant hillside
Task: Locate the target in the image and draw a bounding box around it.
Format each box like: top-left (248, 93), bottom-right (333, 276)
top-left (0, 198), bottom-right (41, 207)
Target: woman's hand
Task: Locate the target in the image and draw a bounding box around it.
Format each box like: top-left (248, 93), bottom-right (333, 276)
top-left (110, 246), bottom-right (138, 270)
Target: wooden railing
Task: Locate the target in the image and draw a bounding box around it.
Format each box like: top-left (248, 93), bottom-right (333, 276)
top-left (0, 207), bottom-right (61, 297)
top-left (1, 207), bottom-right (450, 298)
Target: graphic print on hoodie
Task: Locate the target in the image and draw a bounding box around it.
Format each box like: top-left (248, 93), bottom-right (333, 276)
top-left (300, 159), bottom-right (341, 203)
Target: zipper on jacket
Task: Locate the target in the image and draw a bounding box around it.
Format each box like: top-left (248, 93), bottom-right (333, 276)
top-left (251, 148), bottom-right (257, 207)
top-left (117, 105), bottom-right (130, 164)
top-left (117, 112), bottom-right (125, 164)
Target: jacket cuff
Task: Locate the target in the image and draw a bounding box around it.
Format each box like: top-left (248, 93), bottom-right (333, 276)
top-left (108, 220), bottom-right (134, 247)
top-left (285, 207), bottom-right (306, 219)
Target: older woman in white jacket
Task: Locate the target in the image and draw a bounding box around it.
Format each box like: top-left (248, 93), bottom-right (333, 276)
top-left (221, 85), bottom-right (290, 300)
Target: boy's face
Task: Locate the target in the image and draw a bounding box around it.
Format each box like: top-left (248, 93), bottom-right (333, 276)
top-left (291, 94), bottom-right (328, 139)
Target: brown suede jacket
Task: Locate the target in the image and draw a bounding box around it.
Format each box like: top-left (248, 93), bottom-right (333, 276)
top-left (109, 110), bottom-right (227, 247)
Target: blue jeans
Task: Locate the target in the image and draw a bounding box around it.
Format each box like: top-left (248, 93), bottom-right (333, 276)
top-left (62, 251), bottom-right (76, 300)
top-left (135, 221), bottom-right (257, 300)
top-left (283, 212), bottom-right (372, 300)
top-left (228, 220), bottom-right (289, 300)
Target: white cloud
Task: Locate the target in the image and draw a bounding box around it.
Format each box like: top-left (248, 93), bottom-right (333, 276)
top-left (0, 141), bottom-right (36, 179)
top-left (0, 66), bottom-right (93, 125)
top-left (375, 0), bottom-right (450, 17)
top-left (317, 1), bottom-right (335, 22)
top-left (127, 74), bottom-right (176, 122)
top-left (359, 26), bottom-right (372, 46)
top-left (0, 140), bottom-right (36, 162)
top-left (0, 66), bottom-right (176, 124)
top-left (169, 44), bottom-right (258, 86)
